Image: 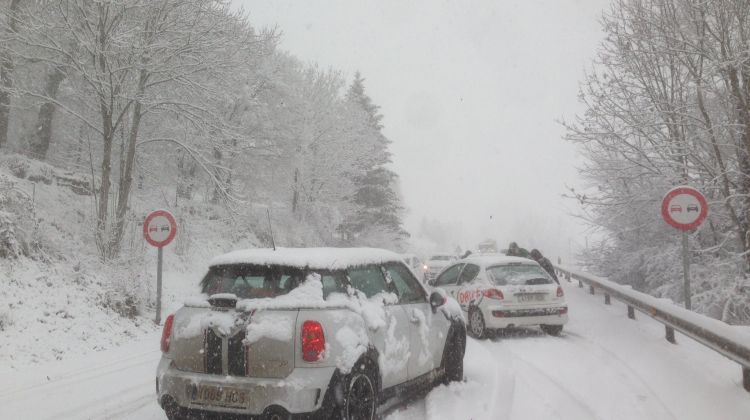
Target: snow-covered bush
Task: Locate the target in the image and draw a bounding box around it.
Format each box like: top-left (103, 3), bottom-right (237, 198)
top-left (0, 174), bottom-right (34, 259)
top-left (97, 257), bottom-right (151, 319)
top-left (7, 157), bottom-right (29, 179)
top-left (0, 308), bottom-right (12, 331)
top-left (0, 211), bottom-right (25, 259)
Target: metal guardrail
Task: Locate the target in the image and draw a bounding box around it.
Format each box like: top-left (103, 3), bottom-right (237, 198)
top-left (555, 265), bottom-right (750, 392)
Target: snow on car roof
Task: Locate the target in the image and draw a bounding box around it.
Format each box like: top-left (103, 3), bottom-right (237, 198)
top-left (461, 254), bottom-right (540, 266)
top-left (209, 247), bottom-right (404, 270)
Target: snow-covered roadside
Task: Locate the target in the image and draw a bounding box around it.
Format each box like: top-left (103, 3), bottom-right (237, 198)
top-left (0, 250), bottom-right (206, 371)
top-left (0, 258), bottom-right (156, 369)
top-left (386, 279), bottom-right (750, 420)
top-left (0, 153), bottom-right (265, 370)
top-left (0, 331), bottom-right (162, 420)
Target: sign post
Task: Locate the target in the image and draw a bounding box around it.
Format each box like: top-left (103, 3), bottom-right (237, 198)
top-left (661, 186), bottom-right (708, 310)
top-left (143, 210), bottom-right (177, 324)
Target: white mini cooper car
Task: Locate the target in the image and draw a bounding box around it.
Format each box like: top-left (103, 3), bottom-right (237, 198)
top-left (156, 247), bottom-right (466, 419)
top-left (432, 255), bottom-right (568, 338)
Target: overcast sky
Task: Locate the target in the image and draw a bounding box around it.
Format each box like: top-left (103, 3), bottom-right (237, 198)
top-left (233, 0), bottom-right (610, 260)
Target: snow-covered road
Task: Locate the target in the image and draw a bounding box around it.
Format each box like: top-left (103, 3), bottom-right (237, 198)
top-left (3, 280), bottom-right (750, 420)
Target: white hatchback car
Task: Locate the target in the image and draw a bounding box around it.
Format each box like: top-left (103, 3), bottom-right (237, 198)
top-left (433, 255), bottom-right (568, 338)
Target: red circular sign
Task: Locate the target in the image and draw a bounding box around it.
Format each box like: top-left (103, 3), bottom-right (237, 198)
top-left (661, 186), bottom-right (708, 231)
top-left (143, 210), bottom-right (177, 248)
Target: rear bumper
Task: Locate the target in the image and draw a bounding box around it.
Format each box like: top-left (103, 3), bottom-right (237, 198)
top-left (481, 305), bottom-right (568, 329)
top-left (156, 357), bottom-right (338, 416)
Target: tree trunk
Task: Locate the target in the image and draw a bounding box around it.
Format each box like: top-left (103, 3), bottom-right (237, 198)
top-left (29, 66), bottom-right (65, 159)
top-left (210, 146), bottom-right (223, 203)
top-left (111, 70), bottom-right (147, 257)
top-left (0, 64), bottom-right (10, 148)
top-left (0, 0), bottom-right (22, 149)
top-left (292, 167), bottom-right (299, 214)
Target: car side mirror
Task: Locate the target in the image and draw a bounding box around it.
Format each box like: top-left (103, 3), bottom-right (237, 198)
top-left (429, 291), bottom-right (446, 313)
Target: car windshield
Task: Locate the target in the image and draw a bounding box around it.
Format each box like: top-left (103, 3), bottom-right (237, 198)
top-left (201, 264), bottom-right (345, 299)
top-left (430, 256), bottom-right (451, 261)
top-left (486, 264), bottom-right (553, 286)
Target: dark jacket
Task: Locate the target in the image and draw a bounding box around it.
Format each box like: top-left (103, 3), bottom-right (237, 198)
top-left (537, 257), bottom-right (559, 284)
top-left (506, 243), bottom-right (530, 258)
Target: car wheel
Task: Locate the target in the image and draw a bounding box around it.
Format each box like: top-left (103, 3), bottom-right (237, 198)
top-left (468, 308), bottom-right (486, 339)
top-left (443, 325), bottom-right (466, 383)
top-left (541, 324), bottom-right (563, 336)
top-left (342, 363), bottom-right (379, 420)
top-left (162, 401), bottom-right (186, 420)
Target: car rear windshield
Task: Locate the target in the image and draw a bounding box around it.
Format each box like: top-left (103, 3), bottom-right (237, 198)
top-left (430, 255), bottom-right (451, 261)
top-left (201, 264), bottom-right (346, 299)
top-left (486, 264), bottom-right (553, 286)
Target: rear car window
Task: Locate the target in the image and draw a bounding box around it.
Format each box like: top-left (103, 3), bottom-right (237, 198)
top-left (486, 264), bottom-right (553, 286)
top-left (347, 266), bottom-right (389, 298)
top-left (201, 264), bottom-right (345, 299)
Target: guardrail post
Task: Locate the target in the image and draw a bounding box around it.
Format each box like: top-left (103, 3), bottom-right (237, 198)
top-left (744, 368), bottom-right (750, 392)
top-left (665, 326), bottom-right (676, 344)
top-left (589, 285), bottom-right (595, 295)
top-left (604, 294), bottom-right (611, 305)
top-left (627, 306), bottom-right (635, 319)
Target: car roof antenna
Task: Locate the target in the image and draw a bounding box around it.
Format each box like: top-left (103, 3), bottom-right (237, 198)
top-left (266, 208), bottom-right (276, 251)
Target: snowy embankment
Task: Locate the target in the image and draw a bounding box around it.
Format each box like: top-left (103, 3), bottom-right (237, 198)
top-left (0, 154), bottom-right (247, 370)
top-left (4, 279), bottom-right (750, 420)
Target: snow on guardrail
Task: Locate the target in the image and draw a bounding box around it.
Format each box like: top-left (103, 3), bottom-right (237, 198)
top-left (555, 264), bottom-right (750, 393)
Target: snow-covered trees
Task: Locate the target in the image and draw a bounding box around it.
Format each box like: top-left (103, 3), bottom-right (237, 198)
top-left (0, 0), bottom-right (407, 260)
top-left (567, 0), bottom-right (750, 323)
top-left (338, 73), bottom-right (407, 249)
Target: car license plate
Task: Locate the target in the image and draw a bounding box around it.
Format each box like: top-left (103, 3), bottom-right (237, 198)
top-left (517, 293), bottom-right (545, 302)
top-left (191, 385), bottom-right (249, 409)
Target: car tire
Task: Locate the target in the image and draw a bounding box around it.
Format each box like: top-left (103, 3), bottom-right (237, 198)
top-left (541, 324), bottom-right (563, 336)
top-left (468, 307), bottom-right (486, 339)
top-left (341, 361), bottom-right (379, 420)
top-left (443, 325), bottom-right (466, 384)
top-left (162, 403), bottom-right (186, 420)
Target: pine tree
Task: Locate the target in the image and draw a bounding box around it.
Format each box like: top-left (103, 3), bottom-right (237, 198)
top-left (338, 72), bottom-right (407, 247)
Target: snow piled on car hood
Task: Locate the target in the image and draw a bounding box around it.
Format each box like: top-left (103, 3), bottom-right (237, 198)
top-left (209, 247), bottom-right (404, 270)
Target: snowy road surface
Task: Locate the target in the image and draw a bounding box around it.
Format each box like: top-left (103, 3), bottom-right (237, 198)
top-left (2, 280), bottom-right (750, 420)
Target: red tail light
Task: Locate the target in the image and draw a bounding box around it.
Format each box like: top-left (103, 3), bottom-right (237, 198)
top-left (559, 307), bottom-right (568, 315)
top-left (483, 288), bottom-right (504, 300)
top-left (161, 314), bottom-right (174, 353)
top-left (301, 321), bottom-right (325, 362)
top-left (557, 287), bottom-right (564, 297)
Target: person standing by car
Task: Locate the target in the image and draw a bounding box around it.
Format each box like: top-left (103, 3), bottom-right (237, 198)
top-left (506, 242), bottom-right (530, 258)
top-left (530, 249), bottom-right (559, 284)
